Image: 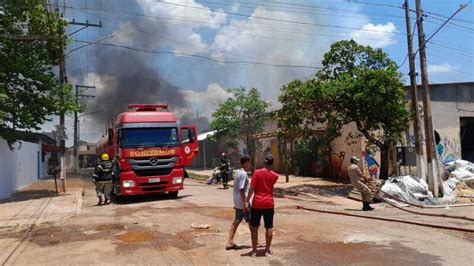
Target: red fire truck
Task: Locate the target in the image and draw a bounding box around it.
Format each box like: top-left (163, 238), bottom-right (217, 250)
top-left (96, 104), bottom-right (198, 198)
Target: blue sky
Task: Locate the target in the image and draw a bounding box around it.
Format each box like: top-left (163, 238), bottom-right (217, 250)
top-left (46, 0), bottom-right (474, 144)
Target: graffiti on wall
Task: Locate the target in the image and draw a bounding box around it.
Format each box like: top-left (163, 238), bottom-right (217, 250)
top-left (407, 132), bottom-right (460, 165)
top-left (437, 136), bottom-right (460, 164)
top-left (363, 148), bottom-right (379, 179)
top-left (406, 133), bottom-right (425, 146)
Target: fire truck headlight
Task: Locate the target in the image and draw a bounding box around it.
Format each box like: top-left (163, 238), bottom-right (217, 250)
top-left (123, 180), bottom-right (135, 188)
top-left (172, 177), bottom-right (183, 184)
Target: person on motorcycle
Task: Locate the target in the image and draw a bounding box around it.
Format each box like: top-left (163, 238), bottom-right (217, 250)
top-left (219, 153), bottom-right (230, 189)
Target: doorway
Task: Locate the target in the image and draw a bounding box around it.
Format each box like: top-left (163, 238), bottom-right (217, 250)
top-left (460, 117), bottom-right (474, 162)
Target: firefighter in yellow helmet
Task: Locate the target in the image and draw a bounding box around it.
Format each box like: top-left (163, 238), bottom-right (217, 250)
top-left (92, 153), bottom-right (115, 205)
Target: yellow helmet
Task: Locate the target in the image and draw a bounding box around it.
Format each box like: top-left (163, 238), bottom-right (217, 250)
top-left (101, 153), bottom-right (110, 161)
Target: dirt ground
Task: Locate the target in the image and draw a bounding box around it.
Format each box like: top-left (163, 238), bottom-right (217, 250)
top-left (0, 170), bottom-right (473, 265)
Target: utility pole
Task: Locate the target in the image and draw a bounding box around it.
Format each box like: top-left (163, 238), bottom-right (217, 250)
top-left (57, 10), bottom-right (68, 193)
top-left (404, 0), bottom-right (426, 181)
top-left (415, 0), bottom-right (440, 197)
top-left (53, 8), bottom-right (102, 191)
top-left (73, 85), bottom-right (96, 172)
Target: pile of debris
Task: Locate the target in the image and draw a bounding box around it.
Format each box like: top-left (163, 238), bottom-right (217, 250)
top-left (444, 160), bottom-right (474, 203)
top-left (445, 160), bottom-right (474, 188)
top-left (380, 160), bottom-right (474, 206)
top-left (381, 175), bottom-right (439, 206)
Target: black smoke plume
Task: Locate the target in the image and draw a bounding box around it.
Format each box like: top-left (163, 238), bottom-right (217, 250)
top-left (71, 0), bottom-right (203, 130)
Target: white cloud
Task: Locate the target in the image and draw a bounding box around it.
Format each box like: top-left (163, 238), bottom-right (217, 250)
top-left (139, 0), bottom-right (227, 29)
top-left (230, 2), bottom-right (240, 13)
top-left (350, 22), bottom-right (397, 48)
top-left (206, 7), bottom-right (338, 100)
top-left (428, 63), bottom-right (456, 74)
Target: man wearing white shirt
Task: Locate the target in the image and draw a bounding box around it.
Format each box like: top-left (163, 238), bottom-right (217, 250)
top-left (225, 155), bottom-right (251, 250)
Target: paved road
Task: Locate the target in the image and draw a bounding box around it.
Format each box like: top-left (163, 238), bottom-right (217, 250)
top-left (0, 171), bottom-right (473, 265)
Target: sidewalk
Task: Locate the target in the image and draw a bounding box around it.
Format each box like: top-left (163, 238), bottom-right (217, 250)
top-left (186, 169), bottom-right (353, 204)
top-left (0, 171), bottom-right (84, 234)
top-left (188, 169), bottom-right (346, 187)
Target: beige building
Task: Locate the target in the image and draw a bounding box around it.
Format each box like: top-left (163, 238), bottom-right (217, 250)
top-left (247, 81), bottom-right (474, 180)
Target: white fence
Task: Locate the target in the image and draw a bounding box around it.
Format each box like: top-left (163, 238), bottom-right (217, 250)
top-left (0, 138), bottom-right (47, 199)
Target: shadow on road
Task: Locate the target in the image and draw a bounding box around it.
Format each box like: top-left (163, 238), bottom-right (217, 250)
top-left (113, 194), bottom-right (192, 205)
top-left (274, 184), bottom-right (353, 199)
top-left (0, 189), bottom-right (58, 204)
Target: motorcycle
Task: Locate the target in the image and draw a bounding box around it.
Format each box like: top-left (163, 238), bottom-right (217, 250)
top-left (207, 167), bottom-right (233, 185)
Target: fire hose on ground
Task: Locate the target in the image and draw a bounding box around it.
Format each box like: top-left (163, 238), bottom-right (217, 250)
top-left (294, 182), bottom-right (474, 233)
top-left (295, 205), bottom-right (474, 233)
top-left (365, 183), bottom-right (474, 222)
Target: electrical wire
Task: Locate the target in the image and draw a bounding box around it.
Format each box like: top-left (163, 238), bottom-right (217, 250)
top-left (90, 14), bottom-right (322, 66)
top-left (154, 0), bottom-right (405, 35)
top-left (72, 40), bottom-right (323, 69)
top-left (59, 2), bottom-right (470, 59)
top-left (344, 0), bottom-right (474, 25)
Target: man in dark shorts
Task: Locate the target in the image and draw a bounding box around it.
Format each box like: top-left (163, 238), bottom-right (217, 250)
top-left (225, 155), bottom-right (251, 250)
top-left (246, 154), bottom-right (279, 257)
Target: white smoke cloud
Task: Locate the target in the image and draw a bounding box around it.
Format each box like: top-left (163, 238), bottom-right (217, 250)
top-left (181, 83), bottom-right (230, 118)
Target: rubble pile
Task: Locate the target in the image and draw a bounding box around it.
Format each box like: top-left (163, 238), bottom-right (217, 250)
top-left (381, 160), bottom-right (474, 205)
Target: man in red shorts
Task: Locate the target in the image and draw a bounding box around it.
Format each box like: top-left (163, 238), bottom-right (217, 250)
top-left (246, 154), bottom-right (279, 257)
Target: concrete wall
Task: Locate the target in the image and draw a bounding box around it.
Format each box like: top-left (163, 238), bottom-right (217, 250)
top-left (0, 139), bottom-right (43, 199)
top-left (430, 101), bottom-right (473, 163)
top-left (0, 139), bottom-right (17, 199)
top-left (15, 141), bottom-right (40, 189)
top-left (330, 123), bottom-right (365, 179)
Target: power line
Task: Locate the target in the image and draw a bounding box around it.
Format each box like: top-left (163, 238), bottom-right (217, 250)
top-left (92, 15), bottom-right (323, 66)
top-left (154, 0), bottom-right (405, 35)
top-left (235, 0), bottom-right (474, 32)
top-left (194, 0), bottom-right (408, 21)
top-left (72, 40), bottom-right (322, 69)
top-left (423, 2), bottom-right (472, 48)
top-left (344, 0), bottom-right (474, 25)
top-left (87, 8), bottom-right (403, 42)
top-left (341, 0), bottom-right (402, 9)
top-left (68, 2), bottom-right (471, 70)
top-left (423, 9), bottom-right (474, 25)
top-left (426, 60), bottom-right (473, 76)
top-left (430, 42), bottom-right (473, 56)
top-left (424, 13), bottom-right (474, 32)
top-left (398, 2), bottom-right (473, 69)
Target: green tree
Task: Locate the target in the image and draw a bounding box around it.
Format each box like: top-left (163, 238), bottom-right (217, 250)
top-left (277, 79), bottom-right (341, 179)
top-left (278, 40), bottom-right (410, 179)
top-left (276, 80), bottom-right (311, 181)
top-left (210, 87), bottom-right (270, 168)
top-left (0, 0), bottom-right (79, 146)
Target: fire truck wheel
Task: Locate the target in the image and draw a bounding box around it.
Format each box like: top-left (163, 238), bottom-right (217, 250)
top-left (169, 191), bottom-right (179, 198)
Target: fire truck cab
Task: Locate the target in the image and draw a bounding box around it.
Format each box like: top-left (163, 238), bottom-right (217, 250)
top-left (97, 104), bottom-right (198, 198)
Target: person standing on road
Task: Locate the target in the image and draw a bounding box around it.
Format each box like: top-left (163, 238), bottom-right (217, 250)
top-left (219, 153), bottom-right (230, 189)
top-left (225, 155), bottom-right (252, 250)
top-left (93, 153), bottom-right (115, 205)
top-left (246, 154), bottom-right (279, 257)
top-left (347, 156), bottom-right (374, 211)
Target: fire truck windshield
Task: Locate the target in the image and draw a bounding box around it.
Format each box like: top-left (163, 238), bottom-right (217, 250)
top-left (120, 127), bottom-right (178, 148)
